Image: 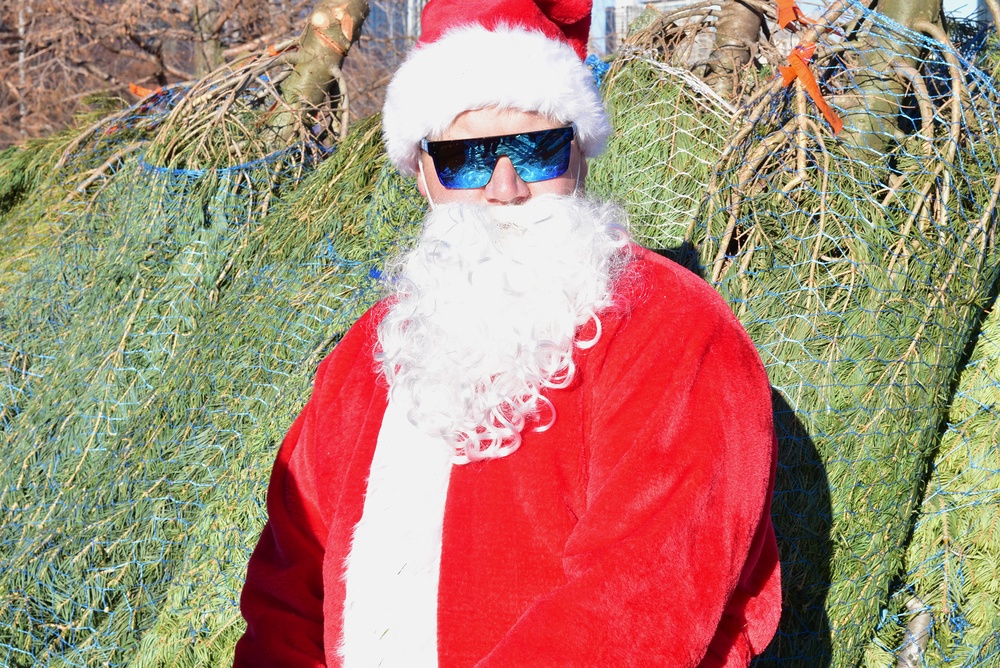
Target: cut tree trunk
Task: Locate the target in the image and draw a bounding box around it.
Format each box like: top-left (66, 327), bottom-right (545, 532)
top-left (269, 0), bottom-right (370, 143)
top-left (704, 0), bottom-right (764, 100)
top-left (838, 0), bottom-right (944, 161)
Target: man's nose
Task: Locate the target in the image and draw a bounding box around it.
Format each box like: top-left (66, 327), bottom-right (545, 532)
top-left (484, 156), bottom-right (530, 205)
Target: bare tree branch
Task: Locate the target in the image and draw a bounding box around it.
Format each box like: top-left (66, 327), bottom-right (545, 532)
top-left (0, 0), bottom-right (403, 148)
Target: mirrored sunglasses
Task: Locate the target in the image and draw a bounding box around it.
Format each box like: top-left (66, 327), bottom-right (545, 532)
top-left (419, 126), bottom-right (575, 190)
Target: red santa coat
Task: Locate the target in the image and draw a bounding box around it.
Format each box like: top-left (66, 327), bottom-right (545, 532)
top-left (234, 247), bottom-right (782, 667)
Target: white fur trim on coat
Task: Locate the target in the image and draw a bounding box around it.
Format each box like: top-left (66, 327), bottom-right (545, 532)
top-left (340, 395), bottom-right (453, 667)
top-left (382, 24), bottom-right (611, 176)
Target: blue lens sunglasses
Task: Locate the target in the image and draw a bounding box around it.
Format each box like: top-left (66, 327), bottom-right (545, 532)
top-left (419, 126), bottom-right (575, 190)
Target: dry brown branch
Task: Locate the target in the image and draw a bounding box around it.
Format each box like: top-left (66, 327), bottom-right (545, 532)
top-left (896, 596), bottom-right (932, 668)
top-left (63, 143), bottom-right (143, 202)
top-left (888, 59), bottom-right (934, 150)
top-left (983, 0), bottom-right (1000, 27)
top-left (0, 0), bottom-right (311, 147)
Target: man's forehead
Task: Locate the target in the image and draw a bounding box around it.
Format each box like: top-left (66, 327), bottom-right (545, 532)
top-left (436, 108), bottom-right (568, 141)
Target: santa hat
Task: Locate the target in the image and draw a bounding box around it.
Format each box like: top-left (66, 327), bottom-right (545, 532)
top-left (382, 0), bottom-right (610, 177)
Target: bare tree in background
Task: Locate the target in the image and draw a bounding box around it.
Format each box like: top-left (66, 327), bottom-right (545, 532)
top-left (0, 0), bottom-right (352, 147)
top-left (0, 0), bottom-right (426, 148)
top-left (188, 0), bottom-right (225, 75)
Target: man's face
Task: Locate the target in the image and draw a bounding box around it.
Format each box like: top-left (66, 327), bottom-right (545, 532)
top-left (416, 108), bottom-right (587, 206)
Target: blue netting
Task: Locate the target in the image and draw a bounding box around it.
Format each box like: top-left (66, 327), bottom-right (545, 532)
top-left (699, 8), bottom-right (1000, 664)
top-left (0, 105), bottom-right (421, 664)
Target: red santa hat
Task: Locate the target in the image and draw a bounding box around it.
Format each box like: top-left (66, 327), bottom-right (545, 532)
top-left (382, 0), bottom-right (610, 177)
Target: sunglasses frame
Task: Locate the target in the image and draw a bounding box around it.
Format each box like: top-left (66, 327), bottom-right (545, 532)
top-left (419, 125), bottom-right (576, 190)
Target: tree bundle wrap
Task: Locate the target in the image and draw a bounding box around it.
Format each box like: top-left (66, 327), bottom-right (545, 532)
top-left (690, 6), bottom-right (1000, 667)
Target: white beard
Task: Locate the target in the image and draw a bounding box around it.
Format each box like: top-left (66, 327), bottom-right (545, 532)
top-left (375, 194), bottom-right (631, 464)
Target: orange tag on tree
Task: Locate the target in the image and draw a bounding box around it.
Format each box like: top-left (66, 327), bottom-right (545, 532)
top-left (128, 82), bottom-right (162, 98)
top-left (777, 0), bottom-right (817, 29)
top-left (778, 43), bottom-right (843, 134)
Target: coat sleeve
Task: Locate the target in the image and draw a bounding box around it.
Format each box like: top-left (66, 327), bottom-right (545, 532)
top-left (476, 290), bottom-right (781, 667)
top-left (232, 367), bottom-right (333, 667)
top-left (233, 307), bottom-right (382, 667)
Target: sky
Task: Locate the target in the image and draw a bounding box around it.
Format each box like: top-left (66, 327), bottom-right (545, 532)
top-left (942, 0), bottom-right (985, 17)
top-left (800, 0), bottom-right (985, 19)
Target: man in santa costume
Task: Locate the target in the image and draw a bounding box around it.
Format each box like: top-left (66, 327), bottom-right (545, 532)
top-left (234, 0), bottom-right (782, 665)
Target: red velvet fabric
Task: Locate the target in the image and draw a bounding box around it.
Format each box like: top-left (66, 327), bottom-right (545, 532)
top-left (417, 0), bottom-right (592, 60)
top-left (234, 247), bottom-right (781, 667)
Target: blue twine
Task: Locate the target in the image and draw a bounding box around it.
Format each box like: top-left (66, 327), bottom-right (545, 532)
top-left (586, 54), bottom-right (611, 89)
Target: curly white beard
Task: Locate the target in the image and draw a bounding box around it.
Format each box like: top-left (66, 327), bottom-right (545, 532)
top-left (375, 194), bottom-right (631, 464)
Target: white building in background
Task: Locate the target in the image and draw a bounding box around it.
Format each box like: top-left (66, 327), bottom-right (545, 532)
top-left (590, 0), bottom-right (702, 54)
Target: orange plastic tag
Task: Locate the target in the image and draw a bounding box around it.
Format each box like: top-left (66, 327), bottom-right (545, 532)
top-left (778, 43), bottom-right (843, 134)
top-left (128, 82), bottom-right (161, 98)
top-left (777, 0), bottom-right (817, 29)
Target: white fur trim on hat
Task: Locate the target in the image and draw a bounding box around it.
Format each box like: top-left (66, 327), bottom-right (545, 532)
top-left (382, 24), bottom-right (611, 176)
